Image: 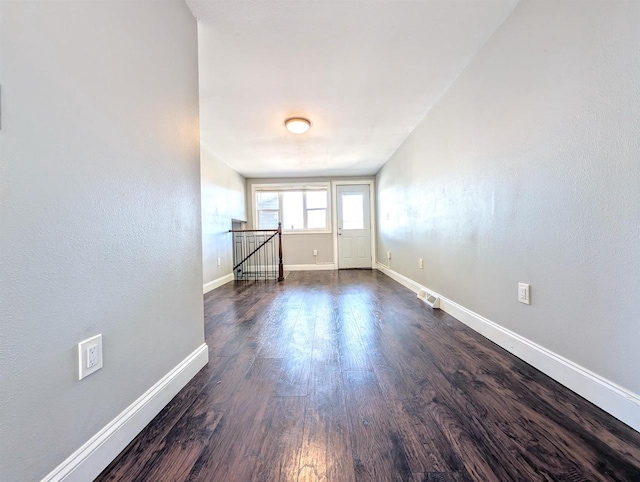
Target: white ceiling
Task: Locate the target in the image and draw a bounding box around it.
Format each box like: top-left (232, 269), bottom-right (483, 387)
top-left (186, 0), bottom-right (518, 178)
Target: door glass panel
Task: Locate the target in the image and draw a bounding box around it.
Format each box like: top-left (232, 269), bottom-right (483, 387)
top-left (341, 193), bottom-right (364, 230)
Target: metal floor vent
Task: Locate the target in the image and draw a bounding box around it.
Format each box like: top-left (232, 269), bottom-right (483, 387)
top-left (417, 289), bottom-right (440, 309)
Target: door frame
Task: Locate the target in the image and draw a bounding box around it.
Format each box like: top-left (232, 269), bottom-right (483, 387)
top-left (331, 180), bottom-right (376, 269)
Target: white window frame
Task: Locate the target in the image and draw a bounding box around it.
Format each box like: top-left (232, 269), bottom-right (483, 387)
top-left (252, 182), bottom-right (332, 234)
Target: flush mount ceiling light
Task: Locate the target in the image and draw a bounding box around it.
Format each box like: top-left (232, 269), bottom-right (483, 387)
top-left (285, 117), bottom-right (311, 134)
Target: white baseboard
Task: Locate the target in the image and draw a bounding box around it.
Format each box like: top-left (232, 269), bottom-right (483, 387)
top-left (285, 263), bottom-right (336, 271)
top-left (42, 344), bottom-right (209, 482)
top-left (203, 273), bottom-right (234, 294)
top-left (376, 262), bottom-right (420, 292)
top-left (376, 263), bottom-right (640, 433)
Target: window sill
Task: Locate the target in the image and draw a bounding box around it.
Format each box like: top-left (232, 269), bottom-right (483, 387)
top-left (281, 230), bottom-right (332, 235)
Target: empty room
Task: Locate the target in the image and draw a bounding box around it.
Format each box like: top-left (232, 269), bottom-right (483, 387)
top-left (1, 0), bottom-right (639, 481)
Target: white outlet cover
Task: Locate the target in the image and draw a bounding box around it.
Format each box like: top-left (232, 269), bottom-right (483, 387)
top-left (78, 334), bottom-right (103, 380)
top-left (87, 345), bottom-right (98, 368)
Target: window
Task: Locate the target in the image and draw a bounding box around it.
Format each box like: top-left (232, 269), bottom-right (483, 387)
top-left (256, 192), bottom-right (279, 228)
top-left (254, 184), bottom-right (330, 232)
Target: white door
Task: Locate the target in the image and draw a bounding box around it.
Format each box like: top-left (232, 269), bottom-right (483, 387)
top-left (337, 185), bottom-right (371, 269)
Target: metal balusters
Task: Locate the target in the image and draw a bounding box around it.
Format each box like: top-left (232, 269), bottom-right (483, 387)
top-left (229, 223), bottom-right (283, 282)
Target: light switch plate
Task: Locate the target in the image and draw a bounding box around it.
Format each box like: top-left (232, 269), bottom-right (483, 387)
top-left (78, 334), bottom-right (103, 380)
top-left (518, 283), bottom-right (530, 305)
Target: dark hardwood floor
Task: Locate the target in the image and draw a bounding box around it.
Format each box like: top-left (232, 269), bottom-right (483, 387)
top-left (97, 270), bottom-right (640, 481)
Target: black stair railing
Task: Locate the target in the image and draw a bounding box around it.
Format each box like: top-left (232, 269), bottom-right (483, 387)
top-left (229, 222), bottom-right (284, 282)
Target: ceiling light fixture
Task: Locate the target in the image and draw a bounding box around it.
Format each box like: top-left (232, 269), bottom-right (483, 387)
top-left (285, 117), bottom-right (311, 134)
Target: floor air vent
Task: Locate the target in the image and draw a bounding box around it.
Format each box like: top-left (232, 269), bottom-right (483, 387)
top-left (417, 289), bottom-right (440, 309)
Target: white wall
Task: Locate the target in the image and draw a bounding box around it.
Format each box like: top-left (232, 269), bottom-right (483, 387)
top-left (201, 147), bottom-right (246, 286)
top-left (0, 1), bottom-right (204, 480)
top-left (377, 0), bottom-right (640, 403)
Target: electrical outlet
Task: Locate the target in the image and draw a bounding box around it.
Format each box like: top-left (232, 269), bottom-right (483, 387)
top-left (419, 258), bottom-right (423, 269)
top-left (387, 251), bottom-right (392, 260)
top-left (87, 345), bottom-right (98, 368)
top-left (313, 249), bottom-right (318, 256)
top-left (217, 257), bottom-right (221, 266)
top-left (78, 334), bottom-right (103, 380)
top-left (518, 283), bottom-right (530, 305)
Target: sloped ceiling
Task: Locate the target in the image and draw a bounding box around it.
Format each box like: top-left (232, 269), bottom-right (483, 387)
top-left (187, 0), bottom-right (518, 177)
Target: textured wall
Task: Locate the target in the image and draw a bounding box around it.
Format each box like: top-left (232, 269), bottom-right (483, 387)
top-left (376, 0), bottom-right (640, 395)
top-left (282, 233), bottom-right (335, 266)
top-left (201, 148), bottom-right (247, 284)
top-left (0, 1), bottom-right (203, 480)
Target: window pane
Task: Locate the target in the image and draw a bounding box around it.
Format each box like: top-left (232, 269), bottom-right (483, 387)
top-left (307, 209), bottom-right (327, 229)
top-left (282, 191), bottom-right (304, 230)
top-left (341, 193), bottom-right (364, 230)
top-left (257, 192), bottom-right (278, 210)
top-left (306, 190), bottom-right (327, 209)
top-left (258, 210), bottom-right (279, 229)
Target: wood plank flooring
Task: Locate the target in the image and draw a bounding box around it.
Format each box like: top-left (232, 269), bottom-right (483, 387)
top-left (97, 270), bottom-right (640, 481)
